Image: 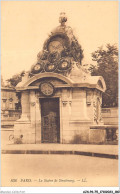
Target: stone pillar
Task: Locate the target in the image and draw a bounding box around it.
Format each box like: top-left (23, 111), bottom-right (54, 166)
top-left (35, 95), bottom-right (41, 144)
top-left (71, 99), bottom-right (90, 121)
top-left (30, 90), bottom-right (36, 124)
top-left (69, 89), bottom-right (91, 143)
top-left (61, 89), bottom-right (71, 143)
top-left (14, 90), bottom-right (34, 144)
top-left (19, 91), bottom-right (30, 121)
top-left (71, 89), bottom-right (90, 121)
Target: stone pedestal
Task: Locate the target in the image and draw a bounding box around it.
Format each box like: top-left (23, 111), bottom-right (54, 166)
top-left (14, 121), bottom-right (35, 144)
top-left (89, 129), bottom-right (106, 144)
top-left (68, 120), bottom-right (92, 144)
top-left (14, 91), bottom-right (35, 144)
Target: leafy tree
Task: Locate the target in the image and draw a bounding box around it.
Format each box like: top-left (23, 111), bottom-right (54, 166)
top-left (6, 71), bottom-right (25, 110)
top-left (89, 44), bottom-right (118, 108)
top-left (7, 71), bottom-right (25, 87)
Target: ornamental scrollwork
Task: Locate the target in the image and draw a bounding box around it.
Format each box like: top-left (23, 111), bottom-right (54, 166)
top-left (30, 14), bottom-right (84, 77)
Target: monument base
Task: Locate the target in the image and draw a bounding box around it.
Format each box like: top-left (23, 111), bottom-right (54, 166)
top-left (89, 127), bottom-right (106, 144)
top-left (14, 120), bottom-right (35, 144)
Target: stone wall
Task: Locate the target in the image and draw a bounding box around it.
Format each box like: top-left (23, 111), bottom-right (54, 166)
top-left (61, 88), bottom-right (93, 144)
top-left (102, 107), bottom-right (118, 125)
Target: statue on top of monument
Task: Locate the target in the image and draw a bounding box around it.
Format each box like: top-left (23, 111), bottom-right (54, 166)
top-left (59, 12), bottom-right (67, 26)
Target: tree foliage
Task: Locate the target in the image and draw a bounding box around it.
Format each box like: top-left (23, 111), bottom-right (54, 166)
top-left (89, 44), bottom-right (118, 107)
top-left (7, 71), bottom-right (25, 87)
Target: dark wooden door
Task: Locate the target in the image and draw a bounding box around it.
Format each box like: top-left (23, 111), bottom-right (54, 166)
top-left (40, 98), bottom-right (60, 143)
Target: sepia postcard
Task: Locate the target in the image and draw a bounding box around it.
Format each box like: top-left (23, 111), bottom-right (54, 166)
top-left (1, 0), bottom-right (119, 192)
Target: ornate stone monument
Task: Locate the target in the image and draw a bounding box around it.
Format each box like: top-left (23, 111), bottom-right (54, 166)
top-left (14, 13), bottom-right (106, 144)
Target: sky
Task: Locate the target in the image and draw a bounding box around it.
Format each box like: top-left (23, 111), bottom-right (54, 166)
top-left (1, 1), bottom-right (118, 81)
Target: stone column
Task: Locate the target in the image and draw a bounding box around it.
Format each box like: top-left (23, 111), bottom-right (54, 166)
top-left (19, 90), bottom-right (30, 121)
top-left (35, 95), bottom-right (41, 143)
top-left (30, 91), bottom-right (36, 124)
top-left (61, 89), bottom-right (70, 143)
top-left (14, 90), bottom-right (33, 144)
top-left (29, 90), bottom-right (38, 143)
top-left (71, 89), bottom-right (90, 121)
top-left (69, 89), bottom-right (91, 143)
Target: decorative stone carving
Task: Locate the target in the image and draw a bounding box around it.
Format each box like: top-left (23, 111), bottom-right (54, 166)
top-left (62, 100), bottom-right (68, 106)
top-left (58, 57), bottom-right (71, 71)
top-left (31, 61), bottom-right (44, 74)
top-left (93, 100), bottom-right (97, 122)
top-left (39, 82), bottom-right (55, 97)
top-left (29, 13), bottom-right (84, 77)
top-left (45, 62), bottom-right (57, 72)
top-left (47, 52), bottom-right (60, 63)
top-left (9, 98), bottom-right (13, 102)
top-left (93, 97), bottom-right (102, 124)
top-left (30, 102), bottom-right (36, 106)
top-left (37, 50), bottom-right (48, 60)
top-left (2, 99), bottom-right (7, 102)
top-left (59, 12), bottom-right (67, 25)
